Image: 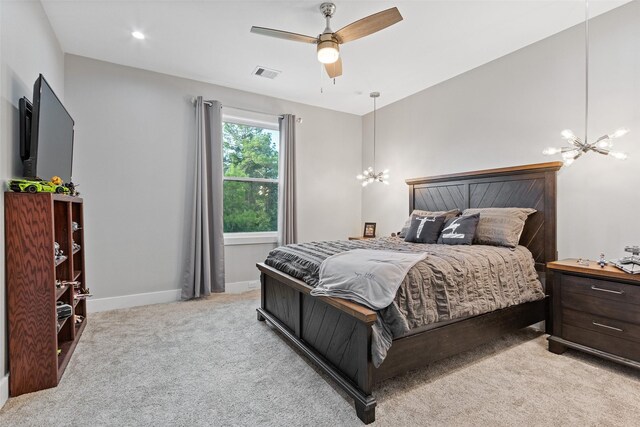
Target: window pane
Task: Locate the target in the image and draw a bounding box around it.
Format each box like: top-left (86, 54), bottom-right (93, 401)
top-left (223, 122), bottom-right (279, 179)
top-left (223, 181), bottom-right (278, 233)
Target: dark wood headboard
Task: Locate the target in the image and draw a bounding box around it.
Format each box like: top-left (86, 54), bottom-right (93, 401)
top-left (406, 162), bottom-right (563, 272)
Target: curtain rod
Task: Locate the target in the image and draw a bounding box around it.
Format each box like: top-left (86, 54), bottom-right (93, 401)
top-left (192, 97), bottom-right (284, 119)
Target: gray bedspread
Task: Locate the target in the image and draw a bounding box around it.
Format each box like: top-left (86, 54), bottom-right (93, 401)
top-left (264, 237), bottom-right (544, 367)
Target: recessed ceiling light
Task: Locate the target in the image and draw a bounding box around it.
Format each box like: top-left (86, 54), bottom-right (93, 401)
top-left (131, 31), bottom-right (145, 40)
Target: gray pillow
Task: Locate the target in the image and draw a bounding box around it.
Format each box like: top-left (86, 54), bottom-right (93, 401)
top-left (437, 213), bottom-right (480, 245)
top-left (462, 207), bottom-right (536, 248)
top-left (398, 209), bottom-right (459, 238)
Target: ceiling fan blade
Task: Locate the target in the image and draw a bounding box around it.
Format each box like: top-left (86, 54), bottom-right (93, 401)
top-left (324, 58), bottom-right (343, 78)
top-left (250, 26), bottom-right (317, 44)
top-left (335, 7), bottom-right (403, 44)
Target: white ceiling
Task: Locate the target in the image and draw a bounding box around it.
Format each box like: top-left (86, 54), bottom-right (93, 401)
top-left (41, 0), bottom-right (629, 115)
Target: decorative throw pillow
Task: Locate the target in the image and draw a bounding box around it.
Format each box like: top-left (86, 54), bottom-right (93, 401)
top-left (437, 213), bottom-right (480, 245)
top-left (462, 207), bottom-right (536, 248)
top-left (404, 215), bottom-right (446, 244)
top-left (398, 209), bottom-right (459, 238)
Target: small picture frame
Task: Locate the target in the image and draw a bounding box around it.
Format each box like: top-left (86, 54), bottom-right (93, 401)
top-left (363, 222), bottom-right (377, 238)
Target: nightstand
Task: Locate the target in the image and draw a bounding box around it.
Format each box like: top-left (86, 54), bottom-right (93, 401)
top-left (348, 236), bottom-right (373, 241)
top-left (547, 259), bottom-right (640, 369)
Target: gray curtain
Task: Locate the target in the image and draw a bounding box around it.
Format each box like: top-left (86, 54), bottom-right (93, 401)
top-left (182, 97), bottom-right (225, 298)
top-left (278, 114), bottom-right (297, 245)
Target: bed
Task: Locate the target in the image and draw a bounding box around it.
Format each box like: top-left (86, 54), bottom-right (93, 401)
top-left (256, 162), bottom-right (562, 423)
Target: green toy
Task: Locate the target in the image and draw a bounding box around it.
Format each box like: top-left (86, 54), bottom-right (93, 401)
top-left (8, 178), bottom-right (69, 194)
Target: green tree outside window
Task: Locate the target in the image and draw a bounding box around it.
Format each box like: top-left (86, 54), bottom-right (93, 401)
top-left (223, 122), bottom-right (279, 233)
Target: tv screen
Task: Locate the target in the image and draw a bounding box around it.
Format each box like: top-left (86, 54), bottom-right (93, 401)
top-left (23, 74), bottom-right (74, 182)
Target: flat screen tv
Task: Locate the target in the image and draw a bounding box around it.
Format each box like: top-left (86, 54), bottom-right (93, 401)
top-left (21, 74), bottom-right (74, 182)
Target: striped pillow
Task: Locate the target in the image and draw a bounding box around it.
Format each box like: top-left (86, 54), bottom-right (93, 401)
top-left (462, 207), bottom-right (536, 248)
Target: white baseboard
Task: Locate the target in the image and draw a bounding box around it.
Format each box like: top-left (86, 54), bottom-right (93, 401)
top-left (0, 374), bottom-right (8, 409)
top-left (87, 289), bottom-right (182, 312)
top-left (225, 280), bottom-right (260, 294)
top-left (87, 281), bottom-right (259, 312)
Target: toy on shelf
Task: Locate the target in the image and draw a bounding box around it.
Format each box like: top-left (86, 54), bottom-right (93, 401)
top-left (64, 182), bottom-right (80, 197)
top-left (9, 178), bottom-right (69, 194)
top-left (609, 245), bottom-right (640, 274)
top-left (598, 253), bottom-right (607, 268)
top-left (54, 242), bottom-right (67, 264)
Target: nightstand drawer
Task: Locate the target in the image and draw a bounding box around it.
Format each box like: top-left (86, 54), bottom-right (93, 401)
top-left (563, 324), bottom-right (640, 362)
top-left (563, 308), bottom-right (640, 343)
top-left (561, 274), bottom-right (640, 306)
top-left (562, 290), bottom-right (640, 325)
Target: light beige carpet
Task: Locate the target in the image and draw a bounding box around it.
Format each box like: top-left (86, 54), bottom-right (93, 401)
top-left (1, 290), bottom-right (639, 426)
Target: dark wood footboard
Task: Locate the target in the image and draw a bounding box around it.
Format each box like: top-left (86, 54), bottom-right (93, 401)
top-left (257, 263), bottom-right (377, 423)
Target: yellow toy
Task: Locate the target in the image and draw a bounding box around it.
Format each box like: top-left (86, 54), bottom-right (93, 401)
top-left (50, 176), bottom-right (63, 185)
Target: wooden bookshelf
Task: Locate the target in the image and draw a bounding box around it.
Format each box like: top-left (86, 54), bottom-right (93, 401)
top-left (5, 192), bottom-right (88, 396)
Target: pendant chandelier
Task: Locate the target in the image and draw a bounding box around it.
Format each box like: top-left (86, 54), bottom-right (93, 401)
top-left (357, 92), bottom-right (389, 186)
top-left (543, 0), bottom-right (629, 166)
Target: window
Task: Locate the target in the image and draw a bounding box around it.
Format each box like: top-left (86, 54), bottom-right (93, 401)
top-left (222, 118), bottom-right (279, 235)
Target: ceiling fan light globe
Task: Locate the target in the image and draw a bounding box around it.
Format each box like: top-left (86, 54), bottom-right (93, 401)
top-left (317, 40), bottom-right (340, 64)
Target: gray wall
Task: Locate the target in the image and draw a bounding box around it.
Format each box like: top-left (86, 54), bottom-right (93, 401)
top-left (64, 54), bottom-right (362, 299)
top-left (361, 1), bottom-right (640, 260)
top-left (0, 0), bottom-right (65, 399)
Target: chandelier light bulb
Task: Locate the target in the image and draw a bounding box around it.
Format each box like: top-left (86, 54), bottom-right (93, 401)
top-left (561, 129), bottom-right (576, 140)
top-left (543, 147), bottom-right (561, 155)
top-left (596, 139), bottom-right (612, 149)
top-left (610, 128), bottom-right (630, 139)
top-left (609, 151), bottom-right (628, 160)
top-left (362, 181), bottom-right (368, 187)
top-left (564, 157), bottom-right (575, 166)
top-left (562, 150), bottom-right (579, 160)
top-left (356, 174), bottom-right (363, 180)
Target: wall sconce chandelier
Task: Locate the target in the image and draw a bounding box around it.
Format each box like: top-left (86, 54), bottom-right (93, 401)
top-left (543, 0), bottom-right (629, 166)
top-left (357, 92), bottom-right (389, 186)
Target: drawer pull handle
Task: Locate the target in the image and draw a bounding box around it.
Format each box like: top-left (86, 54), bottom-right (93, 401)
top-left (592, 321), bottom-right (623, 332)
top-left (590, 285), bottom-right (624, 295)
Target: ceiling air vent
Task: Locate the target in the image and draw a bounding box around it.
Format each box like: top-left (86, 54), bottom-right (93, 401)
top-left (253, 66), bottom-right (281, 79)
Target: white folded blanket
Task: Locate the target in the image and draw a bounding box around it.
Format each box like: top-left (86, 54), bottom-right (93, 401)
top-left (311, 249), bottom-right (427, 310)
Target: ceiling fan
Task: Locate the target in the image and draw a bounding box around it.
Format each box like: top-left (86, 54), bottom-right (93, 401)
top-left (250, 2), bottom-right (403, 78)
